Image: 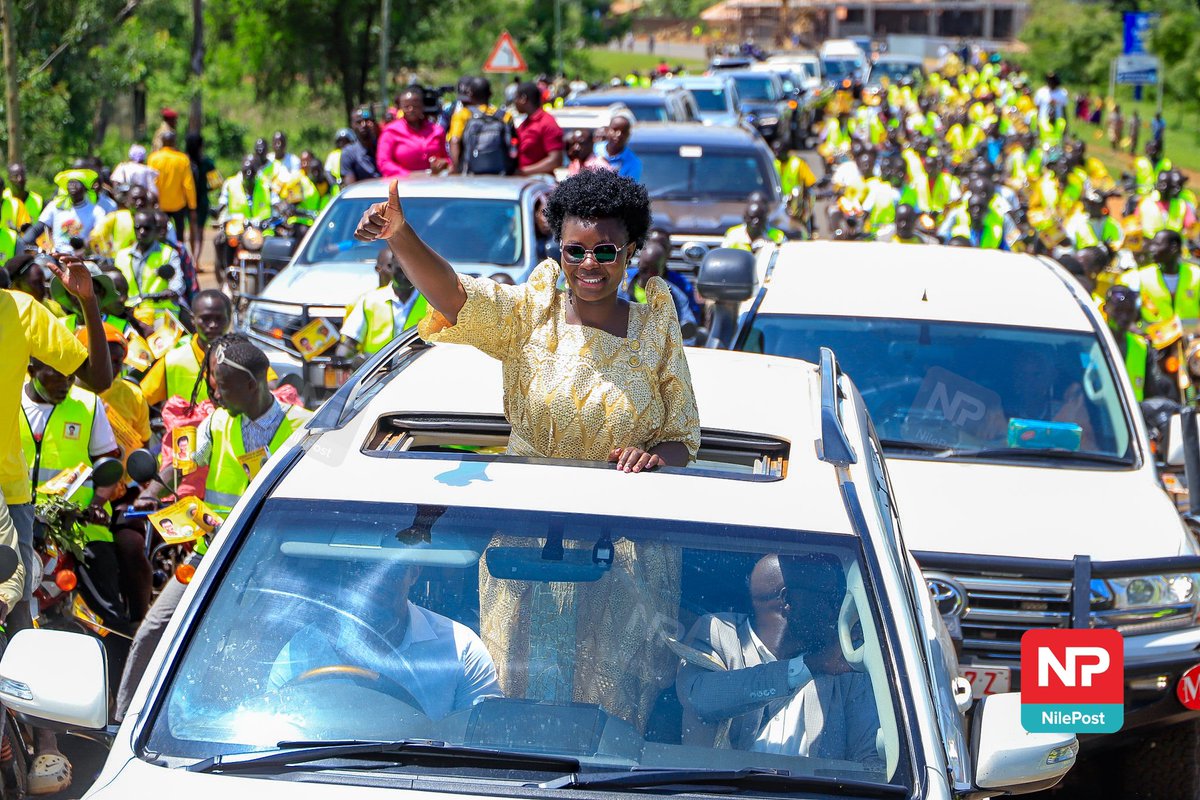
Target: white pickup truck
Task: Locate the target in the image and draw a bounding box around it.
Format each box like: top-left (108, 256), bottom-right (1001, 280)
top-left (699, 240), bottom-right (1200, 797)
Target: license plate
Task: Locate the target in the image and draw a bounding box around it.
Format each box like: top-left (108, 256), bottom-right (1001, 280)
top-left (958, 665), bottom-right (1011, 699)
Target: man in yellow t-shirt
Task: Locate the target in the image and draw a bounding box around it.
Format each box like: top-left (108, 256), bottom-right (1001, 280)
top-left (2, 256), bottom-right (113, 629)
top-left (448, 76), bottom-right (510, 173)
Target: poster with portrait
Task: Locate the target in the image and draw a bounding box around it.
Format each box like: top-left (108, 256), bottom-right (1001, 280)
top-left (173, 425), bottom-right (197, 475)
top-left (147, 311), bottom-right (186, 359)
top-left (237, 448), bottom-right (268, 482)
top-left (37, 463), bottom-right (91, 498)
top-left (291, 318), bottom-right (340, 361)
top-left (124, 331), bottom-right (155, 372)
top-left (149, 501), bottom-right (203, 545)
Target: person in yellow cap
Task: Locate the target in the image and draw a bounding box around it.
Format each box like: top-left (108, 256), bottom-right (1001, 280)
top-left (27, 169), bottom-right (108, 250)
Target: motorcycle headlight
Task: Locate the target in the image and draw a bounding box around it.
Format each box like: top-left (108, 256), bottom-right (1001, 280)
top-left (242, 226), bottom-right (265, 252)
top-left (1091, 574), bottom-right (1200, 634)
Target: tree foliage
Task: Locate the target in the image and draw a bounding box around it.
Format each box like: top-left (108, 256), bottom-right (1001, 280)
top-left (1018, 0), bottom-right (1122, 87)
top-left (0, 0), bottom-right (616, 180)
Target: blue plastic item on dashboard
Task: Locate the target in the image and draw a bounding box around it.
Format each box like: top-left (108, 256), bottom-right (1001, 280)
top-left (1006, 418), bottom-right (1083, 451)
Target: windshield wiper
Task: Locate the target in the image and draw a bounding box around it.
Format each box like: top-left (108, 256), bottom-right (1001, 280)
top-left (540, 767), bottom-right (905, 797)
top-left (877, 438), bottom-right (955, 456)
top-left (948, 448), bottom-right (1133, 466)
top-left (186, 738), bottom-right (581, 775)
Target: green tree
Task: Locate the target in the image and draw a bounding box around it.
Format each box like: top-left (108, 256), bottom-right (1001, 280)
top-left (1019, 0), bottom-right (1122, 87)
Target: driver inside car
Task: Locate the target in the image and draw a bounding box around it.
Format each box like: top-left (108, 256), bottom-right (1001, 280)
top-left (676, 553), bottom-right (881, 767)
top-left (267, 560), bottom-right (502, 720)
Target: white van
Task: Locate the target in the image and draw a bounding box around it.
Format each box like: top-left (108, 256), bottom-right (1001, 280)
top-left (0, 333), bottom-right (1077, 798)
top-left (700, 240), bottom-right (1200, 797)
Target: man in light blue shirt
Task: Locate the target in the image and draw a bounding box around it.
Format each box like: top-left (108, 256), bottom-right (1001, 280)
top-left (268, 563), bottom-right (502, 720)
top-left (596, 114), bottom-right (643, 182)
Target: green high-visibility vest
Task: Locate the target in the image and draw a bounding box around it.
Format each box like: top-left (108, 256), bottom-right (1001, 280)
top-left (222, 176), bottom-right (272, 221)
top-left (2, 188), bottom-right (43, 230)
top-left (1134, 156), bottom-right (1172, 197)
top-left (1123, 332), bottom-right (1148, 402)
top-left (113, 243), bottom-right (180, 314)
top-left (1139, 195), bottom-right (1190, 236)
top-left (357, 287), bottom-right (430, 355)
top-left (204, 403), bottom-right (313, 517)
top-left (18, 385), bottom-right (112, 543)
top-left (931, 173), bottom-right (961, 214)
top-left (948, 207), bottom-right (1005, 249)
top-left (165, 337), bottom-right (206, 403)
top-left (1135, 263), bottom-right (1200, 328)
top-left (720, 224), bottom-right (786, 252)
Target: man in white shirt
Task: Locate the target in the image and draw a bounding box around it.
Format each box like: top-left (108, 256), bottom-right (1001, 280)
top-left (268, 561), bottom-right (502, 720)
top-left (676, 553), bottom-right (881, 768)
top-left (1033, 73), bottom-right (1069, 123)
top-left (111, 145), bottom-right (159, 192)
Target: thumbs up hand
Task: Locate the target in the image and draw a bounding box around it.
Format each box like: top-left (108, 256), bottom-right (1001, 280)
top-left (354, 179), bottom-right (405, 242)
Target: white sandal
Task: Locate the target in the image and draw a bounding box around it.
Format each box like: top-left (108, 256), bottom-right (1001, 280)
top-left (28, 752), bottom-right (73, 796)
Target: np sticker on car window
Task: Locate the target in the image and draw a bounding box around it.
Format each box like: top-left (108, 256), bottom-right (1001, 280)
top-left (679, 146), bottom-right (703, 158)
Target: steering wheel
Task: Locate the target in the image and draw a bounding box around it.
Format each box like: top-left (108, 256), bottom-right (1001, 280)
top-left (286, 663), bottom-right (425, 712)
top-left (838, 593), bottom-right (866, 671)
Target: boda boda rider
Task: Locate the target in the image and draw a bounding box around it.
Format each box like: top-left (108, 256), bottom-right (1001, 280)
top-left (114, 335), bottom-right (312, 721)
top-left (354, 168), bottom-right (701, 730)
top-left (676, 553), bottom-right (881, 766)
top-left (139, 289), bottom-right (232, 408)
top-left (21, 356), bottom-right (125, 794)
top-left (266, 560), bottom-right (502, 719)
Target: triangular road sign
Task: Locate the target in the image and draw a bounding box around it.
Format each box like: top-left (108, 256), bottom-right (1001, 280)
top-left (484, 31), bottom-right (527, 73)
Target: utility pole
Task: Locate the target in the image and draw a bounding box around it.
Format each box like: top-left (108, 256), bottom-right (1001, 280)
top-left (189, 0), bottom-right (204, 135)
top-left (1, 0), bottom-right (20, 162)
top-left (380, 0), bottom-right (391, 114)
top-left (554, 0), bottom-right (564, 78)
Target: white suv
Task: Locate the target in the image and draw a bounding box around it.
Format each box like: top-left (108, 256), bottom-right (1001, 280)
top-left (700, 240), bottom-right (1200, 796)
top-left (0, 333), bottom-right (1075, 798)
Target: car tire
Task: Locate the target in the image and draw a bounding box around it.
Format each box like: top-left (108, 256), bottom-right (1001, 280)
top-left (1118, 720), bottom-right (1200, 798)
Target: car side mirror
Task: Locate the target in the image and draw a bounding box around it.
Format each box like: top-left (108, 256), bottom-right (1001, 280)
top-left (696, 247), bottom-right (757, 303)
top-left (0, 629), bottom-right (108, 729)
top-left (972, 693), bottom-right (1077, 794)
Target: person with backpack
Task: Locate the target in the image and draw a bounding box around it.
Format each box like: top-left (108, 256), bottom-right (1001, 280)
top-left (448, 76), bottom-right (514, 175)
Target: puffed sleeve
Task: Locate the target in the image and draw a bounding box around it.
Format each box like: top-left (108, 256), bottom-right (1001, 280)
top-left (643, 277), bottom-right (701, 460)
top-left (418, 259), bottom-right (558, 361)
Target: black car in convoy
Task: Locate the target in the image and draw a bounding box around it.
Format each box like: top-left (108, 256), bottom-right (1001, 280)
top-left (628, 123), bottom-right (801, 271)
top-left (723, 70), bottom-right (796, 151)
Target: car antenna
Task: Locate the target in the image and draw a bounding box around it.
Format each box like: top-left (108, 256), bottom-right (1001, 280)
top-left (920, 288), bottom-right (928, 302)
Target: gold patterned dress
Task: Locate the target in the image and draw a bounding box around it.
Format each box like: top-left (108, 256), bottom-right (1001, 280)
top-left (420, 259), bottom-right (701, 731)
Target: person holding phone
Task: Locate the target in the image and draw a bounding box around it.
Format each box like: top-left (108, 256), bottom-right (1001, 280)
top-left (355, 167), bottom-right (699, 731)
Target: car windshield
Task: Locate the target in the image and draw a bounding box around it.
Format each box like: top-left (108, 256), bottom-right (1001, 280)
top-left (299, 196), bottom-right (523, 267)
top-left (640, 148), bottom-right (775, 200)
top-left (869, 63), bottom-right (921, 86)
top-left (823, 58), bottom-right (863, 82)
top-left (623, 101), bottom-right (670, 122)
top-left (146, 498), bottom-right (910, 792)
top-left (732, 76), bottom-right (779, 102)
top-left (744, 316), bottom-right (1134, 462)
top-left (690, 87), bottom-right (730, 112)
top-left (789, 61), bottom-right (818, 80)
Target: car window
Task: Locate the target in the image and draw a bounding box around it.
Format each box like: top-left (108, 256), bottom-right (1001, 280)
top-left (869, 62), bottom-right (922, 86)
top-left (744, 316), bottom-right (1134, 462)
top-left (300, 196), bottom-right (523, 267)
top-left (822, 58), bottom-right (863, 83)
top-left (146, 498), bottom-right (911, 791)
top-left (639, 148), bottom-right (777, 201)
top-left (732, 76), bottom-right (780, 102)
top-left (691, 87), bottom-right (731, 113)
top-left (624, 101), bottom-right (670, 122)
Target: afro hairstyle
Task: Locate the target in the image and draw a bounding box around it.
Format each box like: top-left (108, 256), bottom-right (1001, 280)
top-left (544, 168), bottom-right (651, 251)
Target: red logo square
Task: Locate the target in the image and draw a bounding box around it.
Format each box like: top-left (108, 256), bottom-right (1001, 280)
top-left (1021, 629), bottom-right (1124, 705)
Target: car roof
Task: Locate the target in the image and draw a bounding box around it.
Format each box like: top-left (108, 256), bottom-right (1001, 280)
top-left (629, 123), bottom-right (762, 147)
top-left (872, 55), bottom-right (923, 66)
top-left (278, 344), bottom-right (856, 535)
top-left (757, 241), bottom-right (1094, 331)
top-left (572, 88), bottom-right (672, 103)
top-left (662, 76), bottom-right (729, 88)
top-left (724, 70), bottom-right (780, 81)
top-left (337, 176), bottom-right (546, 202)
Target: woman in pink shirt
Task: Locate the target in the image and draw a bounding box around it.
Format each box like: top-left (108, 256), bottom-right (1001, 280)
top-left (376, 87), bottom-right (450, 177)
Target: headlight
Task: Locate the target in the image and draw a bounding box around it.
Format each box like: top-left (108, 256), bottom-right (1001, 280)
top-left (247, 307), bottom-right (303, 340)
top-left (757, 115), bottom-right (779, 126)
top-left (241, 226), bottom-right (265, 252)
top-left (1091, 573), bottom-right (1200, 634)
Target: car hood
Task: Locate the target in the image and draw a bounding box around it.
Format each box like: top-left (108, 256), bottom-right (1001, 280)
top-left (256, 261), bottom-right (379, 308)
top-left (651, 199), bottom-right (777, 237)
top-left (700, 111), bottom-right (741, 127)
top-left (886, 459), bottom-right (1193, 562)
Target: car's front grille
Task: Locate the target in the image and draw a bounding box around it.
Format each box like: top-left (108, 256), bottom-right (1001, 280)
top-left (948, 574), bottom-right (1073, 662)
top-left (668, 234), bottom-right (725, 273)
